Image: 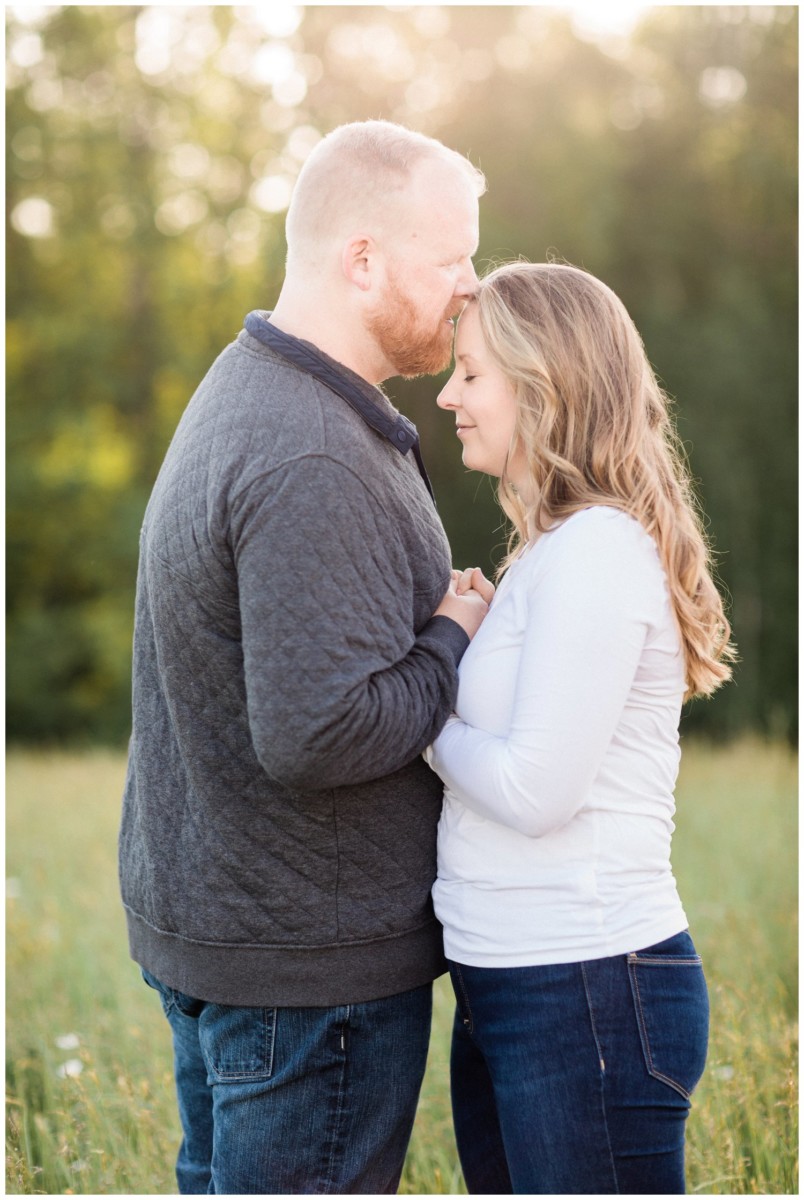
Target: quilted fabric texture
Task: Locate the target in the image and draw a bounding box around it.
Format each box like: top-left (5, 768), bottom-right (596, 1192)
top-left (119, 321), bottom-right (467, 1006)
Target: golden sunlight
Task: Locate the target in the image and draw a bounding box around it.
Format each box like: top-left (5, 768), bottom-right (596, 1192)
top-left (562, 1), bottom-right (655, 40)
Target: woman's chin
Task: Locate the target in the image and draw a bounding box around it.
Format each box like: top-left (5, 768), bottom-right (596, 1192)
top-left (462, 450), bottom-right (500, 478)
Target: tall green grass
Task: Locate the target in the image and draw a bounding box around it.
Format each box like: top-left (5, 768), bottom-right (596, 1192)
top-left (5, 741), bottom-right (797, 1195)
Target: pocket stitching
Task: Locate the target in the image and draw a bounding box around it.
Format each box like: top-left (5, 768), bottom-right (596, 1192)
top-left (628, 953), bottom-right (702, 966)
top-left (207, 1007), bottom-right (278, 1082)
top-left (628, 962), bottom-right (693, 1100)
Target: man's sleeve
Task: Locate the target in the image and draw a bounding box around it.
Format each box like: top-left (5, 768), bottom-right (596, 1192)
top-left (233, 453), bottom-right (468, 790)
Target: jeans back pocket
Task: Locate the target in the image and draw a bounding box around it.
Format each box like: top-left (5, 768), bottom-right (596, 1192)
top-left (198, 1004), bottom-right (278, 1082)
top-left (627, 936), bottom-right (710, 1099)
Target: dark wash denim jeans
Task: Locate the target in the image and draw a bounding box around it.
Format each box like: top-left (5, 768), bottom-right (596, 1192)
top-left (141, 970), bottom-right (432, 1194)
top-left (448, 931), bottom-right (709, 1195)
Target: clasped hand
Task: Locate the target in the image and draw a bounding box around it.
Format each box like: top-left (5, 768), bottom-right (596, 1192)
top-left (434, 567), bottom-right (495, 640)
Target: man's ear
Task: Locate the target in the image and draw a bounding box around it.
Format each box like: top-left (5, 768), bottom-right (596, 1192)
top-left (341, 234), bottom-right (375, 292)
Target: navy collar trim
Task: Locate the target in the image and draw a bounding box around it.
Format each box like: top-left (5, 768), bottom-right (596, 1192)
top-left (243, 310), bottom-right (435, 502)
top-left (243, 311), bottom-right (419, 455)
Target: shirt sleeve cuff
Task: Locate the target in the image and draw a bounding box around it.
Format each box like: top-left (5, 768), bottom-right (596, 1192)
top-left (418, 614), bottom-right (470, 667)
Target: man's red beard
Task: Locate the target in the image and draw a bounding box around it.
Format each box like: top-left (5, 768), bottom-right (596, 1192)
top-left (367, 283), bottom-right (459, 379)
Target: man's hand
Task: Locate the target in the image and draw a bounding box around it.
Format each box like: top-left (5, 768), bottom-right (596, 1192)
top-left (453, 566), bottom-right (495, 604)
top-left (433, 567), bottom-right (495, 640)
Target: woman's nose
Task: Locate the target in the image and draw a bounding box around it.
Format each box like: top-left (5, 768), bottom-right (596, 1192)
top-left (437, 376), bottom-right (458, 409)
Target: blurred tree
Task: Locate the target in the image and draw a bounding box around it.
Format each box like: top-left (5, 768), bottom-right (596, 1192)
top-left (5, 5), bottom-right (797, 742)
top-left (611, 6), bottom-right (798, 738)
top-left (7, 5), bottom-right (286, 738)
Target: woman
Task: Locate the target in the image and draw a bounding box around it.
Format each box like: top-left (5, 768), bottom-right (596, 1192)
top-left (425, 262), bottom-right (734, 1195)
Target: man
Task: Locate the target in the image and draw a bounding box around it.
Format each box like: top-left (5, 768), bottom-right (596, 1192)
top-left (119, 120), bottom-right (490, 1194)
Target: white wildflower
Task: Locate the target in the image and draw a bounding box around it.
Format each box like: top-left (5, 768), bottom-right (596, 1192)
top-left (55, 1033), bottom-right (80, 1050)
top-left (57, 1059), bottom-right (83, 1079)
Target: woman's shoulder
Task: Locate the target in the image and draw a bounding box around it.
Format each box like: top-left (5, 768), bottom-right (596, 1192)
top-left (548, 506), bottom-right (658, 559)
top-left (517, 506), bottom-right (664, 600)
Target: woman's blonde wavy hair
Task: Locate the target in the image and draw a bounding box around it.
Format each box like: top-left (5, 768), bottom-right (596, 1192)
top-left (476, 261), bottom-right (735, 700)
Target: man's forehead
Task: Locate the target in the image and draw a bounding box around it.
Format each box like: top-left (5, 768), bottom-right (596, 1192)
top-left (408, 178), bottom-right (479, 241)
top-left (409, 157), bottom-right (478, 204)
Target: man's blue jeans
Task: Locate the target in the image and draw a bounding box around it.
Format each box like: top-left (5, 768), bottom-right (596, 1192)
top-left (141, 970), bottom-right (432, 1194)
top-left (448, 930), bottom-right (709, 1195)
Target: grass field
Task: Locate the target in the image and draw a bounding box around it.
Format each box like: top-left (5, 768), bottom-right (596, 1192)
top-left (5, 741), bottom-right (798, 1195)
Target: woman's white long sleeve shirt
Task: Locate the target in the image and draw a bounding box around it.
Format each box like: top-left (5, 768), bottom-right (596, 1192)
top-left (424, 506), bottom-right (689, 967)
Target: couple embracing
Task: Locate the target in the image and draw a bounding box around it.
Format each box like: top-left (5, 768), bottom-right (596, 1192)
top-left (119, 121), bottom-right (733, 1196)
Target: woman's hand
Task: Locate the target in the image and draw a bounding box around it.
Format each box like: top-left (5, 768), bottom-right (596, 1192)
top-left (434, 568), bottom-right (494, 640)
top-left (454, 566), bottom-right (495, 604)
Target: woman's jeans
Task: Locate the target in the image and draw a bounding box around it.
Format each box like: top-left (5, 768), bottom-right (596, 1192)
top-left (141, 970), bottom-right (432, 1195)
top-left (448, 931), bottom-right (709, 1195)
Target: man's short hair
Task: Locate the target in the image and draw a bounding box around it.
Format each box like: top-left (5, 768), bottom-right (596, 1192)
top-left (285, 119), bottom-right (486, 270)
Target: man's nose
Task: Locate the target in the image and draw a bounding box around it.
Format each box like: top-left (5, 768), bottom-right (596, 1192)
top-left (455, 256), bottom-right (479, 297)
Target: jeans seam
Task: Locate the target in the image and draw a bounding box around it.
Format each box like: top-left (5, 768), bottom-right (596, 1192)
top-left (143, 969), bottom-right (177, 1017)
top-left (451, 963), bottom-right (474, 1035)
top-left (628, 963), bottom-right (693, 1100)
top-left (580, 962), bottom-right (620, 1195)
top-left (580, 963), bottom-right (605, 1073)
top-left (266, 1007), bottom-right (277, 1076)
top-left (322, 1006), bottom-right (350, 1192)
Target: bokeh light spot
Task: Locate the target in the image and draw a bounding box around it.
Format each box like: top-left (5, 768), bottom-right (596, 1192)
top-left (11, 196), bottom-right (55, 238)
top-left (699, 66), bottom-right (748, 108)
top-left (251, 175), bottom-right (294, 214)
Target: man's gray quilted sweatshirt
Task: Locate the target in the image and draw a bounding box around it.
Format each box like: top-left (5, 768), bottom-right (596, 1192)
top-left (118, 312), bottom-right (468, 1006)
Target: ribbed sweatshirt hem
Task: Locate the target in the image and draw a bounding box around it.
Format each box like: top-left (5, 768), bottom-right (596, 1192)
top-left (126, 907), bottom-right (447, 1006)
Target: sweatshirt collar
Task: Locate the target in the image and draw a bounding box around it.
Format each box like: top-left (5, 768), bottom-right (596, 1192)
top-left (243, 310), bottom-right (420, 458)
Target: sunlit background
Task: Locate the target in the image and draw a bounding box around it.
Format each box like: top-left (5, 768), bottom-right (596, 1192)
top-left (4, 11), bottom-right (799, 1194)
top-left (6, 5), bottom-right (797, 743)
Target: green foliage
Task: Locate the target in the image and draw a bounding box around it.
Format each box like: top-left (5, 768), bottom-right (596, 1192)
top-left (6, 6), bottom-right (797, 741)
top-left (5, 741), bottom-right (797, 1193)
